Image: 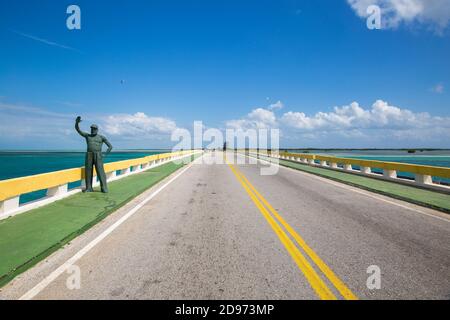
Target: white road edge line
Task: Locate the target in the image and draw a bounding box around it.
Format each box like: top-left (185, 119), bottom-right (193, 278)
top-left (241, 153), bottom-right (450, 223)
top-left (19, 156), bottom-right (201, 300)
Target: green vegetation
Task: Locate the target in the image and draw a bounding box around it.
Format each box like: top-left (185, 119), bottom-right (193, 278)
top-left (0, 155), bottom-right (197, 287)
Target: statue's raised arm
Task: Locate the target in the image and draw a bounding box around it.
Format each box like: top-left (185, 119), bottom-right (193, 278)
top-left (75, 116), bottom-right (89, 137)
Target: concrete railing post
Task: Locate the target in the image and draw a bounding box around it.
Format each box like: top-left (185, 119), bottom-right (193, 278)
top-left (106, 171), bottom-right (117, 181)
top-left (330, 162), bottom-right (338, 169)
top-left (47, 184), bottom-right (68, 197)
top-left (141, 163), bottom-right (149, 170)
top-left (120, 167), bottom-right (131, 176)
top-left (308, 159), bottom-right (315, 165)
top-left (415, 174), bottom-right (432, 185)
top-left (360, 166), bottom-right (371, 174)
top-left (344, 164), bottom-right (352, 171)
top-left (0, 196), bottom-right (20, 214)
top-left (320, 160), bottom-right (327, 167)
top-left (132, 165), bottom-right (141, 172)
top-left (383, 169), bottom-right (397, 179)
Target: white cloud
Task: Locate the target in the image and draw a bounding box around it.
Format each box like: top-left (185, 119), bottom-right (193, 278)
top-left (268, 100), bottom-right (284, 111)
top-left (226, 100), bottom-right (450, 147)
top-left (225, 101), bottom-right (284, 130)
top-left (280, 100), bottom-right (450, 146)
top-left (281, 100), bottom-right (448, 131)
top-left (347, 0), bottom-right (450, 32)
top-left (431, 83), bottom-right (444, 94)
top-left (104, 112), bottom-right (177, 137)
top-left (0, 102), bottom-right (179, 149)
top-left (226, 108), bottom-right (277, 130)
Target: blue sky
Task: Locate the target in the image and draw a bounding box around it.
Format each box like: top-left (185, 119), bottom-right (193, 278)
top-left (0, 0), bottom-right (449, 149)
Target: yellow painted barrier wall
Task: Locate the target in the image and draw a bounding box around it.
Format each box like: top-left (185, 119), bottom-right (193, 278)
top-left (279, 152), bottom-right (450, 178)
top-left (0, 150), bottom-right (196, 201)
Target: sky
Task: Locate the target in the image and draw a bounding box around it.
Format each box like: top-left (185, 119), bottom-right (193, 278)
top-left (0, 0), bottom-right (450, 150)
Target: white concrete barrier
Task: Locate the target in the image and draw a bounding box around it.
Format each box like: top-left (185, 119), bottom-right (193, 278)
top-left (264, 151), bottom-right (450, 194)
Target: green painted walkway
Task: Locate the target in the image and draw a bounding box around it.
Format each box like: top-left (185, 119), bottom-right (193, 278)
top-left (0, 156), bottom-right (197, 287)
top-left (257, 154), bottom-right (450, 213)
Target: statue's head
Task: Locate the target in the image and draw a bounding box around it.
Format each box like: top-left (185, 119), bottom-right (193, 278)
top-left (90, 124), bottom-right (99, 135)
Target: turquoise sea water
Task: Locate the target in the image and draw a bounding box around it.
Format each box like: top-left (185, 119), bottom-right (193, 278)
top-left (0, 151), bottom-right (166, 204)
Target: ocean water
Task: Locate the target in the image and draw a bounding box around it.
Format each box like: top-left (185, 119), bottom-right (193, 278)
top-left (0, 151), bottom-right (166, 204)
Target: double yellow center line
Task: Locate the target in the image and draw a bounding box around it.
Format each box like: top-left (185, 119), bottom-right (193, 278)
top-left (228, 163), bottom-right (358, 300)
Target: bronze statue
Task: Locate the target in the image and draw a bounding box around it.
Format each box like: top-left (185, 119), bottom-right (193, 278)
top-left (75, 116), bottom-right (113, 193)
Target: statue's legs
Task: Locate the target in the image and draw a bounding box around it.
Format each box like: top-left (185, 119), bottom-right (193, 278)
top-left (84, 152), bottom-right (94, 192)
top-left (94, 152), bottom-right (108, 193)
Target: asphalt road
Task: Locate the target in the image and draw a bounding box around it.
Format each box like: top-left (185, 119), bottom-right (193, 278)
top-left (1, 152), bottom-right (449, 300)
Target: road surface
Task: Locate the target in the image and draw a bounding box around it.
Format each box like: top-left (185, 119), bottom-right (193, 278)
top-left (1, 152), bottom-right (449, 300)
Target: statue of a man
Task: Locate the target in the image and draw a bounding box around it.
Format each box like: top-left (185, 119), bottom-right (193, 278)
top-left (75, 116), bottom-right (113, 193)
